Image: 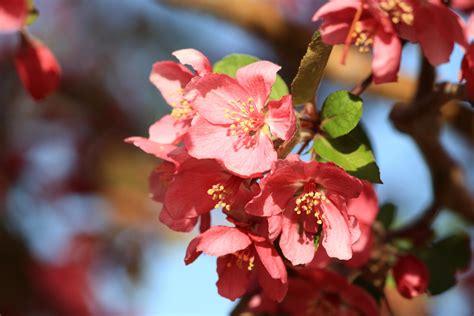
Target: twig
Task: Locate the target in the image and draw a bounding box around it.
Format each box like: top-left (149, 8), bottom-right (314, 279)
top-left (351, 73), bottom-right (373, 96)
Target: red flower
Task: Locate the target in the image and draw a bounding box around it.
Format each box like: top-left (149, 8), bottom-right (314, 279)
top-left (393, 255), bottom-right (430, 299)
top-left (0, 0), bottom-right (27, 32)
top-left (185, 226), bottom-right (288, 301)
top-left (461, 43), bottom-right (474, 100)
top-left (248, 268), bottom-right (379, 316)
top-left (394, 0), bottom-right (466, 65)
top-left (313, 0), bottom-right (402, 84)
top-left (246, 156), bottom-right (363, 265)
top-left (184, 61), bottom-right (296, 177)
top-left (452, 0), bottom-right (474, 13)
top-left (147, 147), bottom-right (258, 232)
top-left (14, 34), bottom-right (61, 101)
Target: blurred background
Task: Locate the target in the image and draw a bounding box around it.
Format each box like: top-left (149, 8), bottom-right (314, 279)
top-left (0, 0), bottom-right (472, 315)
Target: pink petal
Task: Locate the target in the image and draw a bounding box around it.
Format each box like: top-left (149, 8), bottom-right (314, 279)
top-left (149, 61), bottom-right (193, 105)
top-left (266, 95), bottom-right (296, 141)
top-left (347, 181), bottom-right (378, 225)
top-left (159, 207), bottom-right (197, 232)
top-left (320, 200), bottom-right (353, 260)
top-left (253, 238), bottom-right (287, 281)
top-left (468, 14), bottom-right (474, 39)
top-left (124, 127), bottom-right (179, 159)
top-left (172, 48), bottom-right (211, 76)
top-left (236, 60), bottom-right (281, 109)
top-left (372, 31), bottom-right (401, 84)
top-left (194, 226), bottom-right (252, 257)
top-left (216, 256), bottom-right (252, 301)
top-left (279, 214), bottom-right (315, 265)
top-left (346, 223), bottom-right (373, 268)
top-left (309, 162), bottom-right (363, 199)
top-left (319, 23), bottom-right (351, 45)
top-left (191, 73), bottom-right (250, 125)
top-left (14, 35), bottom-right (61, 101)
top-left (312, 0), bottom-right (360, 21)
top-left (149, 114), bottom-right (191, 144)
top-left (266, 214), bottom-right (283, 241)
top-left (0, 0), bottom-right (26, 32)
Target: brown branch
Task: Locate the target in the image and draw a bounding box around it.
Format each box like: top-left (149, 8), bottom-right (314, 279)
top-left (390, 65), bottom-right (474, 236)
top-left (351, 73), bottom-right (373, 96)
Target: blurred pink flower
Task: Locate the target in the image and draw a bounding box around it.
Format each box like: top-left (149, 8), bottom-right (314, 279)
top-left (0, 0), bottom-right (26, 32)
top-left (393, 255), bottom-right (430, 299)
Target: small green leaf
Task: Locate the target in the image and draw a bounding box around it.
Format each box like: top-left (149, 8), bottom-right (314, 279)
top-left (26, 0), bottom-right (39, 26)
top-left (421, 233), bottom-right (471, 295)
top-left (321, 90), bottom-right (363, 138)
top-left (377, 203), bottom-right (397, 229)
top-left (313, 226), bottom-right (323, 251)
top-left (313, 126), bottom-right (382, 183)
top-left (291, 32), bottom-right (332, 105)
top-left (213, 54), bottom-right (289, 101)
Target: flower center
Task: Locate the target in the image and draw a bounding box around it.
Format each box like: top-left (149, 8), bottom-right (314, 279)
top-left (207, 183), bottom-right (231, 211)
top-left (294, 190), bottom-right (328, 225)
top-left (170, 88), bottom-right (194, 121)
top-left (352, 22), bottom-right (374, 53)
top-left (379, 0), bottom-right (414, 25)
top-left (224, 98), bottom-right (264, 137)
top-left (227, 249), bottom-right (255, 271)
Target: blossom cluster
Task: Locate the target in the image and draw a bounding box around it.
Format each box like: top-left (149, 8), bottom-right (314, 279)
top-left (126, 49), bottom-right (429, 312)
top-left (314, 0), bottom-right (474, 99)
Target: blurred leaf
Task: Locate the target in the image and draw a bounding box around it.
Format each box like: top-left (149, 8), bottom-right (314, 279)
top-left (421, 233), bottom-right (471, 295)
top-left (393, 238), bottom-right (414, 252)
top-left (377, 203), bottom-right (397, 229)
top-left (26, 0), bottom-right (39, 25)
top-left (213, 54), bottom-right (288, 100)
top-left (321, 90), bottom-right (363, 138)
top-left (313, 126), bottom-right (382, 183)
top-left (291, 32), bottom-right (332, 105)
top-left (313, 227), bottom-right (322, 251)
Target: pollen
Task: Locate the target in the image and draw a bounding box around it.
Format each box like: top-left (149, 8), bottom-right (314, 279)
top-left (379, 0), bottom-right (414, 25)
top-left (234, 250), bottom-right (255, 271)
top-left (170, 89), bottom-right (194, 121)
top-left (224, 98), bottom-right (264, 139)
top-left (352, 22), bottom-right (374, 53)
top-left (294, 191), bottom-right (328, 225)
top-left (207, 183), bottom-right (231, 211)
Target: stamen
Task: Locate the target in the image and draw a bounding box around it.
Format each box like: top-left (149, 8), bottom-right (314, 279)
top-left (294, 190), bottom-right (328, 224)
top-left (379, 0), bottom-right (414, 25)
top-left (207, 183), bottom-right (231, 211)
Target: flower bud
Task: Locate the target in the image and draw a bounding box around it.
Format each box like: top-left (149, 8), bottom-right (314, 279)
top-left (393, 255), bottom-right (429, 299)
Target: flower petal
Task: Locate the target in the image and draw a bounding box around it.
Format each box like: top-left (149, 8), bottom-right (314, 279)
top-left (0, 0), bottom-right (27, 32)
top-left (279, 214), bottom-right (315, 265)
top-left (256, 262), bottom-right (288, 302)
top-left (194, 226), bottom-right (252, 257)
top-left (149, 61), bottom-right (193, 105)
top-left (266, 95), bottom-right (296, 141)
top-left (320, 200), bottom-right (353, 260)
top-left (253, 237), bottom-right (287, 281)
top-left (14, 35), bottom-right (61, 101)
top-left (236, 60), bottom-right (280, 109)
top-left (159, 207), bottom-right (197, 233)
top-left (172, 48), bottom-right (212, 75)
top-left (372, 31), bottom-right (401, 84)
top-left (216, 256), bottom-right (252, 301)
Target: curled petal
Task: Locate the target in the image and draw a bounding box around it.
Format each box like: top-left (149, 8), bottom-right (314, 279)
top-left (149, 61), bottom-right (193, 105)
top-left (172, 48), bottom-right (212, 75)
top-left (190, 226), bottom-right (252, 258)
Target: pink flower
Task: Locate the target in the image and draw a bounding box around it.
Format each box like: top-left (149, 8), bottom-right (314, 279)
top-left (14, 34), bottom-right (61, 101)
top-left (467, 14), bottom-right (474, 40)
top-left (185, 226), bottom-right (288, 301)
top-left (461, 43), bottom-right (474, 100)
top-left (393, 255), bottom-right (430, 299)
top-left (313, 0), bottom-right (402, 84)
top-left (247, 268), bottom-right (379, 316)
top-left (0, 0), bottom-right (27, 32)
top-left (127, 49), bottom-right (211, 151)
top-left (346, 181), bottom-right (379, 267)
top-left (184, 61), bottom-right (296, 178)
top-left (246, 156), bottom-right (363, 265)
top-left (393, 0), bottom-right (466, 65)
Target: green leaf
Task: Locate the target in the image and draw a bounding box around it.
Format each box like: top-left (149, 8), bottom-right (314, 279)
top-left (321, 90), bottom-right (363, 138)
top-left (26, 0), bottom-right (39, 26)
top-left (421, 233), bottom-right (471, 295)
top-left (313, 126), bottom-right (382, 183)
top-left (213, 54), bottom-right (289, 101)
top-left (377, 203), bottom-right (397, 229)
top-left (291, 32), bottom-right (332, 105)
top-left (313, 226), bottom-right (323, 251)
